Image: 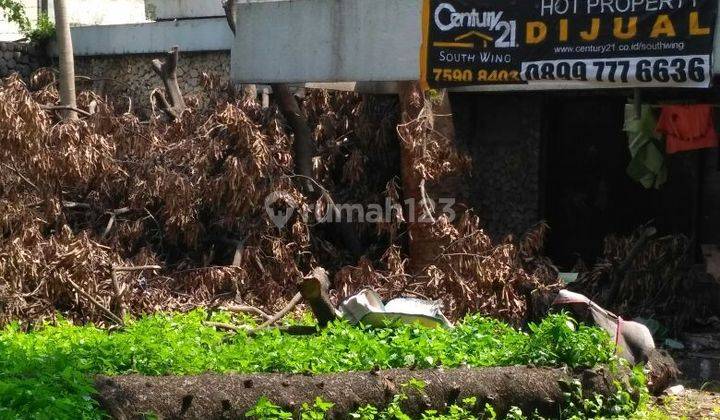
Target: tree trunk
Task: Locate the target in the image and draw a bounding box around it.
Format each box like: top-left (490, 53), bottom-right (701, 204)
top-left (222, 0), bottom-right (362, 259)
top-left (53, 0), bottom-right (77, 121)
top-left (397, 83), bottom-right (465, 273)
top-left (151, 46), bottom-right (186, 120)
top-left (299, 267), bottom-right (338, 327)
top-left (94, 366), bottom-right (632, 419)
top-left (397, 82), bottom-right (428, 273)
top-left (271, 84), bottom-right (363, 258)
top-left (271, 84), bottom-right (317, 193)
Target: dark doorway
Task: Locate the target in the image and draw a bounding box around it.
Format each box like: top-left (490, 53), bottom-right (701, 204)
top-left (543, 96), bottom-right (703, 269)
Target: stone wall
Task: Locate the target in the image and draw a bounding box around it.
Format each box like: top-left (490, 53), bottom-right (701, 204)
top-left (74, 51), bottom-right (230, 117)
top-left (0, 41), bottom-right (44, 79)
top-left (452, 93), bottom-right (543, 239)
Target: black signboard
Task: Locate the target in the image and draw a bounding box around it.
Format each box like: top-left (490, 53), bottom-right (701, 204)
top-left (420, 0), bottom-right (718, 89)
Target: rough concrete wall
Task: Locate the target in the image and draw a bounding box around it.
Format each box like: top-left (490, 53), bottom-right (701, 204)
top-left (452, 94), bottom-right (543, 239)
top-left (0, 41), bottom-right (44, 79)
top-left (74, 51), bottom-right (230, 117)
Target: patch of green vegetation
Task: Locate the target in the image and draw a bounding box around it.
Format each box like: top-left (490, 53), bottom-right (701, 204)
top-left (560, 364), bottom-right (650, 420)
top-left (0, 311), bottom-right (626, 418)
top-left (26, 13), bottom-right (54, 43)
top-left (0, 0), bottom-right (54, 42)
top-left (245, 383), bottom-right (492, 419)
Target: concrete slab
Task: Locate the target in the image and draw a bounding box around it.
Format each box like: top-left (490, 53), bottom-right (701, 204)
top-left (51, 18), bottom-right (233, 56)
top-left (230, 0), bottom-right (422, 84)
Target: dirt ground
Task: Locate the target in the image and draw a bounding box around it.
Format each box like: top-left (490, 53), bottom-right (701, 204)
top-left (650, 383), bottom-right (720, 419)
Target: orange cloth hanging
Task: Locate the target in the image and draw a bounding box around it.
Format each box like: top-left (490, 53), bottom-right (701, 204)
top-left (656, 105), bottom-right (718, 154)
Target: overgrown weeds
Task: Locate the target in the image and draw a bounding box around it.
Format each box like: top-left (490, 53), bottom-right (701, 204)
top-left (0, 312), bottom-right (617, 418)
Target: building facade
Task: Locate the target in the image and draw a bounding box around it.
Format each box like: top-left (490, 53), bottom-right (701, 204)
top-left (0, 0), bottom-right (147, 42)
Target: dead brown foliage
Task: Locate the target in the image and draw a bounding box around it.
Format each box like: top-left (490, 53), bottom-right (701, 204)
top-left (575, 230), bottom-right (709, 334)
top-left (0, 71), bottom-right (557, 326)
top-left (0, 72), bottom-right (307, 325)
top-left (335, 218), bottom-right (559, 324)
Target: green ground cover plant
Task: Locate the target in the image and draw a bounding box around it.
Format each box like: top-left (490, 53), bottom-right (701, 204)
top-left (0, 311), bottom-right (635, 419)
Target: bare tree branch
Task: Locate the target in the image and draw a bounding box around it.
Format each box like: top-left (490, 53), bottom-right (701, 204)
top-left (256, 292), bottom-right (302, 329)
top-left (41, 105), bottom-right (92, 118)
top-left (150, 46), bottom-right (186, 120)
top-left (64, 277), bottom-right (124, 325)
top-left (220, 305), bottom-right (271, 321)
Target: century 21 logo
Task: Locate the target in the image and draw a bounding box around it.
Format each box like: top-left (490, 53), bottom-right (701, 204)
top-left (434, 2), bottom-right (517, 48)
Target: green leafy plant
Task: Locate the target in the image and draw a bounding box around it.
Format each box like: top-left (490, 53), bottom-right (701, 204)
top-left (0, 0), bottom-right (54, 42)
top-left (301, 397), bottom-right (335, 420)
top-left (504, 407), bottom-right (526, 420)
top-left (560, 365), bottom-right (649, 420)
top-left (481, 403), bottom-right (497, 419)
top-left (245, 396), bottom-right (292, 419)
top-left (27, 12), bottom-right (54, 42)
top-left (244, 396), bottom-right (334, 419)
top-left (0, 0), bottom-right (30, 32)
top-left (421, 397), bottom-right (478, 419)
top-left (0, 311), bottom-right (639, 419)
top-left (350, 405), bottom-right (380, 420)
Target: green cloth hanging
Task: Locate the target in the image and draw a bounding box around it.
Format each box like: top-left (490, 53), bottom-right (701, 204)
top-left (624, 104), bottom-right (667, 189)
